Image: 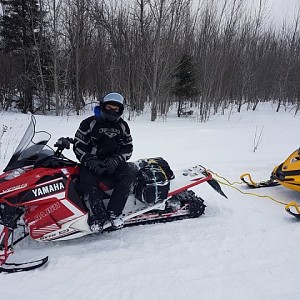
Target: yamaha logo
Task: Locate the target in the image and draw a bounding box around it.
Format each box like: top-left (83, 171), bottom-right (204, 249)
top-left (32, 181), bottom-right (65, 197)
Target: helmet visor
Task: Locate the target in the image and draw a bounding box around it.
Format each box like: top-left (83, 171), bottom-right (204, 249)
top-left (105, 104), bottom-right (120, 113)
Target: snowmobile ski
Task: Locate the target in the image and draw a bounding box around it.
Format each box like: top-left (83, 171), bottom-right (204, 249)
top-left (0, 256), bottom-right (48, 273)
top-left (240, 173), bottom-right (279, 188)
top-left (285, 202), bottom-right (300, 219)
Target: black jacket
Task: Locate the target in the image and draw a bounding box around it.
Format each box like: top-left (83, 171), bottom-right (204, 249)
top-left (73, 116), bottom-right (133, 165)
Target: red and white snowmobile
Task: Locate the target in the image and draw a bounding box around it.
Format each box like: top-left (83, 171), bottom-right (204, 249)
top-left (0, 116), bottom-right (226, 273)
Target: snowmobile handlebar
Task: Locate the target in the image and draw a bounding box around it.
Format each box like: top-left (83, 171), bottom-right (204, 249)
top-left (54, 137), bottom-right (74, 157)
top-left (54, 137), bottom-right (74, 150)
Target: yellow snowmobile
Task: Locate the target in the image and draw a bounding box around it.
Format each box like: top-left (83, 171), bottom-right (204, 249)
top-left (241, 148), bottom-right (300, 218)
top-left (271, 148), bottom-right (300, 193)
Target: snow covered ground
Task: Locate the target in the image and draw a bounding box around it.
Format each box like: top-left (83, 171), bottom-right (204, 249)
top-left (1, 102), bottom-right (300, 300)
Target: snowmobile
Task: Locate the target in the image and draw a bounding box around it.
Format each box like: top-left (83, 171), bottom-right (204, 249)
top-left (241, 147), bottom-right (300, 218)
top-left (271, 149), bottom-right (300, 193)
top-left (0, 116), bottom-right (226, 273)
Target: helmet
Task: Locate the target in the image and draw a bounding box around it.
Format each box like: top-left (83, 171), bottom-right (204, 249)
top-left (100, 92), bottom-right (125, 122)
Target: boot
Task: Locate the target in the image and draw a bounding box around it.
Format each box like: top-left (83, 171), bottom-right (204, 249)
top-left (107, 211), bottom-right (124, 229)
top-left (83, 188), bottom-right (108, 232)
top-left (88, 213), bottom-right (107, 233)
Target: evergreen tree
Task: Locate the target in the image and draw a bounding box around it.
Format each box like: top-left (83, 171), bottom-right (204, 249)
top-left (0, 0), bottom-right (47, 112)
top-left (173, 54), bottom-right (199, 117)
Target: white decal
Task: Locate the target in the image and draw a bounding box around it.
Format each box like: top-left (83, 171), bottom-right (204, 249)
top-left (32, 182), bottom-right (65, 197)
top-left (34, 202), bottom-right (61, 221)
top-left (98, 128), bottom-right (120, 138)
top-left (1, 183), bottom-right (28, 194)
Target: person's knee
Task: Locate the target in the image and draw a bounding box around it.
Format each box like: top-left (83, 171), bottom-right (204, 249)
top-left (125, 162), bottom-right (139, 181)
top-left (79, 166), bottom-right (99, 190)
top-left (128, 162), bottom-right (139, 176)
top-left (117, 162), bottom-right (138, 183)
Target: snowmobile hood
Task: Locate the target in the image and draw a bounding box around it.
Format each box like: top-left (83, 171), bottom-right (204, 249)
top-left (272, 148), bottom-right (300, 192)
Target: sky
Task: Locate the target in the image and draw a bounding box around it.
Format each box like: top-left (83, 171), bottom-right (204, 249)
top-left (212, 0), bottom-right (300, 26)
top-left (268, 0), bottom-right (300, 24)
top-left (0, 0), bottom-right (299, 26)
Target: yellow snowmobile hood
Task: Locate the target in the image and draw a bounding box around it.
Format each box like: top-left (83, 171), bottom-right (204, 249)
top-left (272, 148), bottom-right (300, 192)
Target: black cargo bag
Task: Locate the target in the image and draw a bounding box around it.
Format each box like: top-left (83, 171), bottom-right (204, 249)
top-left (134, 157), bottom-right (175, 205)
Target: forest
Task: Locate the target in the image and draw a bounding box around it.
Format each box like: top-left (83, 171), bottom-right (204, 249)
top-left (0, 0), bottom-right (300, 120)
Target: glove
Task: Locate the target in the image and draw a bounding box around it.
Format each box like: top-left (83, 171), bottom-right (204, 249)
top-left (104, 157), bottom-right (121, 174)
top-left (54, 137), bottom-right (71, 149)
top-left (84, 157), bottom-right (107, 175)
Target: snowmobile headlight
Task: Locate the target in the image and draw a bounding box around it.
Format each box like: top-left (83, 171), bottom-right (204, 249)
top-left (275, 170), bottom-right (285, 181)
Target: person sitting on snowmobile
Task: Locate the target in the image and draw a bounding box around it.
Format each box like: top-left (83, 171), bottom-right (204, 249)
top-left (73, 92), bottom-right (138, 232)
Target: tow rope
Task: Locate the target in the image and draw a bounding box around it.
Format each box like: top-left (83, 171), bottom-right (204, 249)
top-left (208, 170), bottom-right (289, 206)
top-left (209, 170), bottom-right (300, 218)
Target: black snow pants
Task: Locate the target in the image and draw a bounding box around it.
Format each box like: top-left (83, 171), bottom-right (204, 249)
top-left (80, 162), bottom-right (138, 219)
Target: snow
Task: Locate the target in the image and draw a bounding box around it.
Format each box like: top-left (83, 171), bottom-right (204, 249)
top-left (1, 103), bottom-right (300, 300)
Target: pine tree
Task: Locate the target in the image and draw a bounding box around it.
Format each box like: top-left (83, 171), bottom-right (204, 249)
top-left (173, 54), bottom-right (199, 117)
top-left (0, 0), bottom-right (47, 112)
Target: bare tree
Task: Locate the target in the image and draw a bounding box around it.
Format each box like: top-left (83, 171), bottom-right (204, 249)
top-left (1, 0), bottom-right (300, 117)
top-left (56, 0), bottom-right (95, 114)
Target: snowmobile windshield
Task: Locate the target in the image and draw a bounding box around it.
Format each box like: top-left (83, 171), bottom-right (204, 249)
top-left (3, 115), bottom-right (54, 172)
